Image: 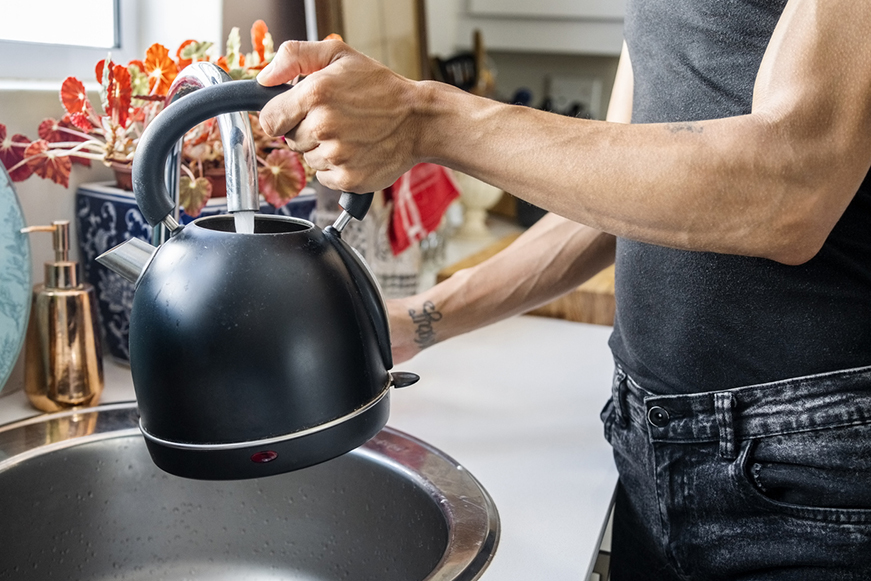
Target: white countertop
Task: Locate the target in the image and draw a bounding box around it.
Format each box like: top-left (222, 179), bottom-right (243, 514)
top-left (0, 315), bottom-right (618, 580)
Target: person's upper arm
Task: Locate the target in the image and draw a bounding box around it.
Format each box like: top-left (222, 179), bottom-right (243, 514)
top-left (747, 0), bottom-right (871, 259)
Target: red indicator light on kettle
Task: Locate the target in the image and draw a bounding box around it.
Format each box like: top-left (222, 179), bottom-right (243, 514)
top-left (251, 450), bottom-right (278, 463)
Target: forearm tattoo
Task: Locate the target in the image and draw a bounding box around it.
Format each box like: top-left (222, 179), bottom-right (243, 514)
top-left (408, 301), bottom-right (443, 348)
top-left (667, 122), bottom-right (704, 134)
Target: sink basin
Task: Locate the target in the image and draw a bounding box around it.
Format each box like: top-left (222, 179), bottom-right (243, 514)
top-left (0, 403), bottom-right (498, 580)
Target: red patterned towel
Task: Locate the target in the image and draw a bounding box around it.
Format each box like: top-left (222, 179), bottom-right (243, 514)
top-left (384, 163), bottom-right (459, 255)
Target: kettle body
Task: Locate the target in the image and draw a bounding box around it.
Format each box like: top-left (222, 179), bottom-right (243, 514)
top-left (98, 79), bottom-right (415, 480)
top-left (131, 214), bottom-right (392, 479)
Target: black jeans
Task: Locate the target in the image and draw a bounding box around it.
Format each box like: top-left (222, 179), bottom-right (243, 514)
top-left (602, 363), bottom-right (871, 580)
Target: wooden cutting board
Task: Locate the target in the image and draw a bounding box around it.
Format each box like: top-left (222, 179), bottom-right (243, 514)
top-left (437, 233), bottom-right (616, 326)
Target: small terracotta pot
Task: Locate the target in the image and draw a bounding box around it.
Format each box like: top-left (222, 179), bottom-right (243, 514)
top-left (111, 162), bottom-right (133, 191)
top-left (114, 162), bottom-right (229, 200)
top-left (204, 168), bottom-right (227, 199)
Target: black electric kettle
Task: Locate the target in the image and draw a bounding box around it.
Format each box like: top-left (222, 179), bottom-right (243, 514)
top-left (97, 80), bottom-right (418, 480)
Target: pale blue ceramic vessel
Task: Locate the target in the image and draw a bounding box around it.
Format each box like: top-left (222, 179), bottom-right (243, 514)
top-left (0, 165), bottom-right (31, 393)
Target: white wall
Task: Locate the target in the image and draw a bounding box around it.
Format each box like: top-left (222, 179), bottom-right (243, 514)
top-left (0, 89), bottom-right (113, 273)
top-left (425, 0), bottom-right (463, 58)
top-left (136, 0), bottom-right (224, 56)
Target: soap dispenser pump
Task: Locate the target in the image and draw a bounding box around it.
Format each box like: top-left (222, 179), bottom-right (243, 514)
top-left (21, 220), bottom-right (103, 412)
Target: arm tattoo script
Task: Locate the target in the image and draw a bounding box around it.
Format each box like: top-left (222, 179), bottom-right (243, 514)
top-left (667, 122), bottom-right (704, 134)
top-left (408, 301), bottom-right (443, 348)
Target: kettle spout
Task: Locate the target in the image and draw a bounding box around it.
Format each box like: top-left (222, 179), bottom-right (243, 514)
top-left (96, 238), bottom-right (157, 285)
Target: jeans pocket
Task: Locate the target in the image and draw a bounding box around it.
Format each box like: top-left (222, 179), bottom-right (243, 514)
top-left (737, 422), bottom-right (871, 523)
top-left (600, 398), bottom-right (616, 443)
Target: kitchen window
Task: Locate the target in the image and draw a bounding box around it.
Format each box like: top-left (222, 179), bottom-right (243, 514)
top-left (0, 0), bottom-right (139, 82)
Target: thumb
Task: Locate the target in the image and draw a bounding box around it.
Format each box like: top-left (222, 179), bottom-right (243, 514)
top-left (257, 39), bottom-right (346, 87)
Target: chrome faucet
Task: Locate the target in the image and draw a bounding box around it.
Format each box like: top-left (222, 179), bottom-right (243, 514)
top-left (154, 62), bottom-right (259, 244)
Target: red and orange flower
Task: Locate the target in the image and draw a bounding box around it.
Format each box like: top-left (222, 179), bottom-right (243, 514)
top-left (143, 44), bottom-right (178, 96)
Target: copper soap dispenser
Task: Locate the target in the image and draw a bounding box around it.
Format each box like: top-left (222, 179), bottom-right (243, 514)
top-left (21, 220), bottom-right (103, 412)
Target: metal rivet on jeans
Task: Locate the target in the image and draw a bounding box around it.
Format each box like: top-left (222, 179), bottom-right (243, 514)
top-left (647, 406), bottom-right (670, 428)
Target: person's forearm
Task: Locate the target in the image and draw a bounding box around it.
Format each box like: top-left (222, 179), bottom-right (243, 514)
top-left (412, 81), bottom-right (863, 266)
top-left (389, 215), bottom-right (615, 361)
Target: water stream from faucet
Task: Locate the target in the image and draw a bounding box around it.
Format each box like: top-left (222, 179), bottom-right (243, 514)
top-left (234, 210), bottom-right (256, 234)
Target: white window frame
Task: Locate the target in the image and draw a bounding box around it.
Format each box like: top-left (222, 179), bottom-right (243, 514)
top-left (0, 0), bottom-right (140, 83)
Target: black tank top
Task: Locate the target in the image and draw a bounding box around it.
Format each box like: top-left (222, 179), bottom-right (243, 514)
top-left (609, 0), bottom-right (871, 394)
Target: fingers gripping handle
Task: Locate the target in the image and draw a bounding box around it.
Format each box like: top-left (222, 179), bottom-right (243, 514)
top-left (132, 81), bottom-right (292, 227)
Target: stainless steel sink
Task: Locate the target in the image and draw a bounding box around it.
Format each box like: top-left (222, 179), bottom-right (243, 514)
top-left (0, 403), bottom-right (499, 580)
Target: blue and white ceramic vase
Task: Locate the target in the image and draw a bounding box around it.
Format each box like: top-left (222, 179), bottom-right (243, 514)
top-left (75, 182), bottom-right (316, 362)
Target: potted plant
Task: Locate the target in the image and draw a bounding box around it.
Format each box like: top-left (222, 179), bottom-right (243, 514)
top-left (0, 21), bottom-right (314, 362)
top-left (0, 20), bottom-right (309, 215)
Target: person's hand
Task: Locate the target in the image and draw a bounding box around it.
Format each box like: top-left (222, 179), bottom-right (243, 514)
top-left (257, 40), bottom-right (423, 194)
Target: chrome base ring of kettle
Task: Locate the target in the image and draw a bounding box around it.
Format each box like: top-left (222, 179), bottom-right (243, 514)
top-left (141, 389), bottom-right (391, 480)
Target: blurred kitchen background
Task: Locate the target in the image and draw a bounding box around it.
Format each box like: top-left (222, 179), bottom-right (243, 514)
top-left (0, 3), bottom-right (624, 578)
top-left (1, 0), bottom-right (622, 308)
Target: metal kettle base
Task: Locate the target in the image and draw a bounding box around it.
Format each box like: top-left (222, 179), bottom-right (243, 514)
top-left (144, 395), bottom-right (390, 480)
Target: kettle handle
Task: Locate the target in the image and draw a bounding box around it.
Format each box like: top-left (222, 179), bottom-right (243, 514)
top-left (132, 80), bottom-right (374, 228)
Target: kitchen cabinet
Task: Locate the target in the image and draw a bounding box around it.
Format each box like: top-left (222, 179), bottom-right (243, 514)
top-left (455, 0), bottom-right (625, 56)
top-left (469, 0), bottom-right (624, 19)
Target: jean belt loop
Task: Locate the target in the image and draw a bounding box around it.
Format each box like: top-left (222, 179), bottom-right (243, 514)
top-left (714, 392), bottom-right (737, 460)
top-left (612, 366), bottom-right (629, 427)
